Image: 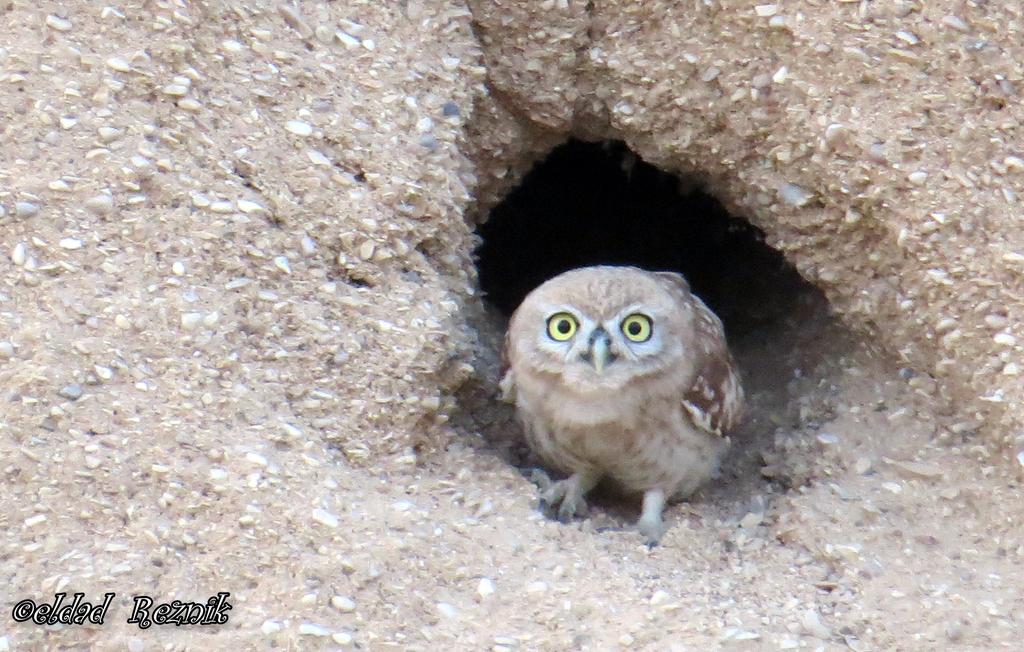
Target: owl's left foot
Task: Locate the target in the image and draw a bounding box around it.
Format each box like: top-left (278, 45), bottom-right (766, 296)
top-left (533, 470), bottom-right (599, 524)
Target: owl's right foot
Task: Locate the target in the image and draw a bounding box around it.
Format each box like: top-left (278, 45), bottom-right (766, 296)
top-left (534, 470), bottom-right (599, 524)
top-left (637, 488), bottom-right (667, 546)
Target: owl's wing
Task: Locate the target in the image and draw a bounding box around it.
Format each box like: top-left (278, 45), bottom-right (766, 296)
top-left (680, 299), bottom-right (745, 438)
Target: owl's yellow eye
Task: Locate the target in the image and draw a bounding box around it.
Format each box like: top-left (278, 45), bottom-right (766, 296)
top-left (546, 312), bottom-right (578, 341)
top-left (621, 313), bottom-right (653, 342)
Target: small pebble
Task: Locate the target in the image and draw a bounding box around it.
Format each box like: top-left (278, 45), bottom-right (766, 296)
top-left (339, 19), bottom-right (365, 35)
top-left (994, 333), bottom-right (1017, 346)
top-left (823, 123), bottom-right (848, 148)
top-left (59, 384), bottom-right (84, 400)
top-left (286, 120), bottom-right (314, 136)
top-left (307, 149), bottom-right (331, 166)
top-left (97, 126), bottom-right (121, 143)
top-left (59, 238), bottom-right (83, 250)
top-left (180, 312), bottom-right (202, 330)
top-left (1004, 155), bottom-right (1024, 171)
top-left (161, 84), bottom-right (189, 97)
top-left (331, 595), bottom-right (355, 612)
top-left (436, 602), bottom-right (458, 619)
top-left (15, 202), bottom-right (39, 218)
top-left (722, 628), bottom-right (760, 641)
top-left (84, 194), bottom-right (114, 215)
top-left (801, 610), bottom-right (831, 639)
top-left (45, 14), bottom-right (73, 31)
top-left (0, 341), bottom-right (15, 358)
top-left (868, 142), bottom-right (888, 164)
top-left (442, 101), bottom-right (460, 118)
top-left (106, 57), bottom-right (131, 72)
top-left (278, 5), bottom-right (313, 38)
top-left (209, 468), bottom-right (229, 481)
top-left (649, 590), bottom-right (670, 605)
top-left (298, 623), bottom-right (330, 637)
top-left (816, 433), bottom-right (839, 445)
top-left (985, 314), bottom-right (1008, 329)
top-left (336, 31), bottom-right (361, 50)
top-left (237, 199), bottom-right (264, 214)
top-left (942, 15), bottom-right (969, 32)
top-left (477, 577), bottom-right (496, 598)
top-left (332, 632), bottom-right (354, 645)
top-left (895, 31), bottom-right (919, 46)
top-left (778, 183), bottom-right (812, 207)
top-left (700, 67), bottom-right (720, 82)
top-left (311, 508), bottom-right (339, 528)
top-left (11, 243), bottom-right (26, 266)
top-left (273, 255), bottom-right (291, 274)
top-left (245, 452), bottom-right (268, 467)
top-left (260, 619), bottom-right (282, 635)
top-left (888, 459), bottom-right (943, 479)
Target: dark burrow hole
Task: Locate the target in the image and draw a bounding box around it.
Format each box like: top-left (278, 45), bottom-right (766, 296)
top-left (468, 139), bottom-right (857, 518)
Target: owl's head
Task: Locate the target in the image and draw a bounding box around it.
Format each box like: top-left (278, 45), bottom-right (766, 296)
top-left (507, 266), bottom-right (700, 392)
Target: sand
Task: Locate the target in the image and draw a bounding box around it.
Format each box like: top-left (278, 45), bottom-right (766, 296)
top-left (2, 1), bottom-right (1024, 650)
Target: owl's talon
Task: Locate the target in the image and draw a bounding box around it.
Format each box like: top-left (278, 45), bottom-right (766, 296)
top-left (556, 494), bottom-right (587, 523)
top-left (529, 468), bottom-right (554, 492)
top-left (537, 472), bottom-right (597, 524)
top-left (538, 479), bottom-right (567, 510)
top-left (637, 517), bottom-right (666, 546)
top-left (637, 488), bottom-right (668, 545)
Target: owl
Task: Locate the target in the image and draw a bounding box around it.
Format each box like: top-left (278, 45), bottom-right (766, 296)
top-left (500, 265), bottom-right (744, 544)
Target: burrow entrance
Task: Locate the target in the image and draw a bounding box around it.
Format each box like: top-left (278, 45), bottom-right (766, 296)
top-left (469, 139), bottom-right (860, 503)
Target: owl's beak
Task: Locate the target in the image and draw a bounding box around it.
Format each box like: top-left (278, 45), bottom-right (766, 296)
top-left (588, 328), bottom-right (613, 374)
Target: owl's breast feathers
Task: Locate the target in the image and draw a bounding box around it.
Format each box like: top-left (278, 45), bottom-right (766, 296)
top-left (680, 301), bottom-right (744, 438)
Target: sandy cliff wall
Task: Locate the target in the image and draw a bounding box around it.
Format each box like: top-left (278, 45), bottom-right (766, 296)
top-left (468, 0), bottom-right (1024, 449)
